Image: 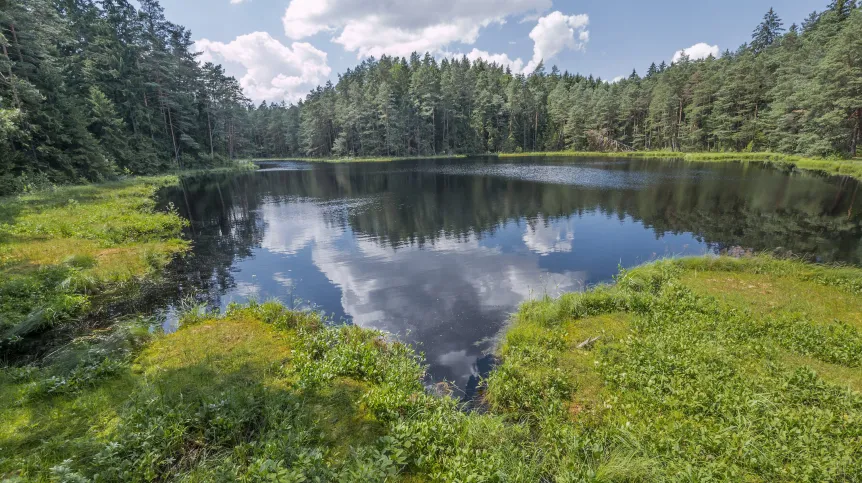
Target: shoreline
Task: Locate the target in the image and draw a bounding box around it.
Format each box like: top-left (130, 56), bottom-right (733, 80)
top-left (251, 151), bottom-right (862, 180)
top-left (500, 150), bottom-right (862, 180)
top-left (251, 154), bottom-right (469, 164)
top-left (0, 163), bottom-right (256, 361)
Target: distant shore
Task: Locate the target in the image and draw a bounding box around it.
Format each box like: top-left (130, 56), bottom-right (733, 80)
top-left (250, 151), bottom-right (862, 180)
top-left (500, 151), bottom-right (862, 180)
top-left (251, 154), bottom-right (469, 164)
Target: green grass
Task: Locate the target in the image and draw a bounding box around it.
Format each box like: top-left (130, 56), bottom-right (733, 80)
top-left (500, 150), bottom-right (862, 180)
top-left (0, 163), bottom-right (258, 356)
top-left (3, 256), bottom-right (860, 481)
top-left (0, 301), bottom-right (537, 482)
top-left (0, 176), bottom-right (191, 357)
top-left (488, 255), bottom-right (862, 481)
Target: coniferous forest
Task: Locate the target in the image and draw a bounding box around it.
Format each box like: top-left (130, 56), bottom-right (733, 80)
top-left (1, 0), bottom-right (861, 194)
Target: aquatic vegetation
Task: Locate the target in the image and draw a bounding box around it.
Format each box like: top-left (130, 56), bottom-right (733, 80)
top-left (3, 256), bottom-right (861, 481)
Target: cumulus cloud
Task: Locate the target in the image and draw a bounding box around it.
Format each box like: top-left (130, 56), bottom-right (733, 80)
top-left (611, 75), bottom-right (625, 83)
top-left (282, 0), bottom-right (552, 58)
top-left (525, 11), bottom-right (589, 73)
top-left (195, 32), bottom-right (331, 102)
top-left (672, 42), bottom-right (719, 63)
top-left (444, 10), bottom-right (589, 75)
top-left (463, 48), bottom-right (525, 73)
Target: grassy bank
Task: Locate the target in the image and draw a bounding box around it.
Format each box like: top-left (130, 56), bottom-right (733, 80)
top-left (0, 176), bottom-right (192, 359)
top-left (500, 150), bottom-right (862, 180)
top-left (0, 163), bottom-right (259, 358)
top-left (3, 255), bottom-right (861, 481)
top-left (0, 301), bottom-right (534, 481)
top-left (489, 255), bottom-right (862, 480)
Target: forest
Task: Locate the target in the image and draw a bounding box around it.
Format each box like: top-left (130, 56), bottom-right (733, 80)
top-left (0, 0), bottom-right (861, 194)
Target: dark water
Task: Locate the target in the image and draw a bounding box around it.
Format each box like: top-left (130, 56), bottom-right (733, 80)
top-left (154, 156), bottom-right (862, 394)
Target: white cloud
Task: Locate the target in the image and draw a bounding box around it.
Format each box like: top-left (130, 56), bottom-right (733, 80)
top-left (611, 75), bottom-right (625, 83)
top-left (444, 10), bottom-right (589, 76)
top-left (259, 201), bottom-right (347, 255)
top-left (282, 0), bottom-right (552, 58)
top-left (672, 42), bottom-right (719, 63)
top-left (524, 11), bottom-right (589, 73)
top-left (463, 48), bottom-right (525, 73)
top-left (230, 0), bottom-right (249, 4)
top-left (195, 31), bottom-right (331, 102)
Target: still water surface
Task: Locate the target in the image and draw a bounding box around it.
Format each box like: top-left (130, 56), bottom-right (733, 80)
top-left (156, 157), bottom-right (862, 393)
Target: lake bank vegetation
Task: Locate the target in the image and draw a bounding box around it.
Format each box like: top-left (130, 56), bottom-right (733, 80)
top-left (2, 1), bottom-right (860, 195)
top-left (2, 255), bottom-right (861, 481)
top-left (2, 0), bottom-right (861, 479)
top-left (0, 176), bottom-right (190, 361)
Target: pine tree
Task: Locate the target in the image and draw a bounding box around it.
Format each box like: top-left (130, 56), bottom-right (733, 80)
top-left (751, 8), bottom-right (785, 53)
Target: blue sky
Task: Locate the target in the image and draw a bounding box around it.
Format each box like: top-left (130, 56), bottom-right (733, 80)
top-left (160, 0), bottom-right (823, 103)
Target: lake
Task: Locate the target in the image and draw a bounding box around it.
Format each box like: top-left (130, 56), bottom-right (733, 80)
top-left (155, 156), bottom-right (862, 395)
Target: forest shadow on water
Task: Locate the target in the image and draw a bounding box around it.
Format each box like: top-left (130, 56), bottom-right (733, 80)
top-left (150, 156), bottom-right (862, 394)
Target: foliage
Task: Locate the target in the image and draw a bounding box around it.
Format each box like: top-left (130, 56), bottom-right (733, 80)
top-left (0, 300), bottom-right (537, 482)
top-left (487, 255), bottom-right (862, 481)
top-left (2, 1), bottom-right (861, 195)
top-left (0, 0), bottom-right (248, 195)
top-left (245, 2), bottom-right (862, 161)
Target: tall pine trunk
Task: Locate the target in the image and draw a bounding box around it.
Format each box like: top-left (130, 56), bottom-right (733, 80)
top-left (207, 106), bottom-right (214, 160)
top-left (166, 105), bottom-right (179, 167)
top-left (852, 108), bottom-right (861, 157)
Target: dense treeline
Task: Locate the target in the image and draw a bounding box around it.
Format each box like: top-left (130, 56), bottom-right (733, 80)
top-left (0, 0), bottom-right (248, 193)
top-left (1, 0), bottom-right (860, 194)
top-left (252, 1), bottom-right (860, 160)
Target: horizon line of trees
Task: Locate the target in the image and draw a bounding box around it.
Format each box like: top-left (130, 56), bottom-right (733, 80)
top-left (250, 0), bottom-right (860, 160)
top-left (1, 0), bottom-right (860, 194)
